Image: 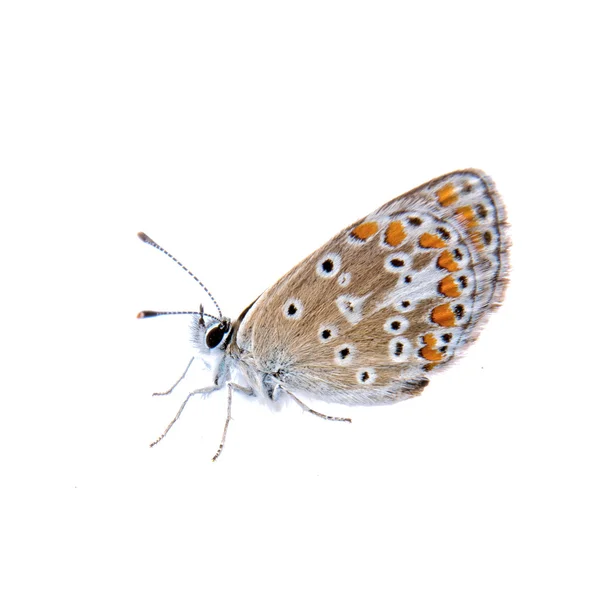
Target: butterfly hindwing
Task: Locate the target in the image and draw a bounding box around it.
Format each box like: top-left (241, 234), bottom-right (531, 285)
top-left (374, 169), bottom-right (509, 338)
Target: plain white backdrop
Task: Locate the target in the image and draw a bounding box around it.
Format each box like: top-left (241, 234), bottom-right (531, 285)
top-left (1, 1), bottom-right (598, 598)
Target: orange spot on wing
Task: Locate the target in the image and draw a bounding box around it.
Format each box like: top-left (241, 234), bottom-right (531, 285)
top-left (419, 232), bottom-right (446, 248)
top-left (469, 230), bottom-right (484, 251)
top-left (437, 250), bottom-right (460, 272)
top-left (351, 221), bottom-right (379, 240)
top-left (431, 304), bottom-right (456, 327)
top-left (385, 221), bottom-right (406, 246)
top-left (421, 333), bottom-right (443, 361)
top-left (421, 347), bottom-right (443, 361)
top-left (438, 275), bottom-right (461, 298)
top-left (455, 206), bottom-right (484, 250)
top-left (455, 205), bottom-right (476, 228)
top-left (437, 183), bottom-right (459, 207)
top-left (423, 333), bottom-right (436, 345)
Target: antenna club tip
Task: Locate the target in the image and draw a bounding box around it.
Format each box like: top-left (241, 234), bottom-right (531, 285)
top-left (137, 310), bottom-right (158, 319)
top-left (137, 232), bottom-right (154, 244)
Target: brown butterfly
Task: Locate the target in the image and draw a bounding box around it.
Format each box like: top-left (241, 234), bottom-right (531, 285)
top-left (138, 169), bottom-right (509, 460)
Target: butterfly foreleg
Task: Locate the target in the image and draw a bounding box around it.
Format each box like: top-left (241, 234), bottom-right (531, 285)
top-left (274, 384), bottom-right (352, 424)
top-left (151, 356), bottom-right (196, 397)
top-left (149, 381), bottom-right (223, 448)
top-left (212, 382), bottom-right (254, 462)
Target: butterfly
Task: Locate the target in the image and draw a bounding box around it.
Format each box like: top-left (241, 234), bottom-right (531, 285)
top-left (138, 169), bottom-right (509, 460)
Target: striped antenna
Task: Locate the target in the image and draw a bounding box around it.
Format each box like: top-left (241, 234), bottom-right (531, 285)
top-left (137, 232), bottom-right (222, 319)
top-left (137, 310), bottom-right (222, 323)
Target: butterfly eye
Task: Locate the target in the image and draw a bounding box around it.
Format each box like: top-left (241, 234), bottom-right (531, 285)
top-left (206, 325), bottom-right (226, 349)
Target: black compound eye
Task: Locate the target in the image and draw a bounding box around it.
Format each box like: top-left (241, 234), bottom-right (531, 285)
top-left (206, 325), bottom-right (226, 349)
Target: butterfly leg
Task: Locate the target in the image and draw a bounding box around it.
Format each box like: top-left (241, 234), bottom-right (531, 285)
top-left (150, 383), bottom-right (220, 448)
top-left (212, 382), bottom-right (254, 462)
top-left (152, 357), bottom-right (196, 396)
top-left (276, 385), bottom-right (352, 423)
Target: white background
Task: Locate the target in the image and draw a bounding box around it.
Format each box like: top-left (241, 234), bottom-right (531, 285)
top-left (1, 1), bottom-right (598, 599)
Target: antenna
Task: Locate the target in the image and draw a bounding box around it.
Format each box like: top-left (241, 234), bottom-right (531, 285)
top-left (137, 310), bottom-right (222, 323)
top-left (137, 232), bottom-right (222, 319)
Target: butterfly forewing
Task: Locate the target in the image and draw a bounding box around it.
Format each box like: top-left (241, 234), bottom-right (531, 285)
top-left (235, 170), bottom-right (508, 405)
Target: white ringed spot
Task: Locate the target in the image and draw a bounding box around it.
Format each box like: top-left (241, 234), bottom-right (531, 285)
top-left (384, 316), bottom-right (408, 334)
top-left (316, 253), bottom-right (342, 278)
top-left (388, 337), bottom-right (412, 362)
top-left (384, 252), bottom-right (412, 274)
top-left (356, 368), bottom-right (377, 384)
top-left (283, 298), bottom-right (304, 320)
top-left (394, 299), bottom-right (413, 313)
top-left (334, 343), bottom-right (356, 365)
top-left (335, 294), bottom-right (369, 325)
top-left (337, 272), bottom-right (352, 287)
top-left (318, 324), bottom-right (339, 343)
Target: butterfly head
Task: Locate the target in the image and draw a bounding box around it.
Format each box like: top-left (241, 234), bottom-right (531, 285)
top-left (136, 232), bottom-right (231, 356)
top-left (191, 306), bottom-right (232, 356)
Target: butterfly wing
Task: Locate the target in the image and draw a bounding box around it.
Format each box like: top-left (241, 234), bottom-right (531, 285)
top-left (234, 170), bottom-right (508, 405)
